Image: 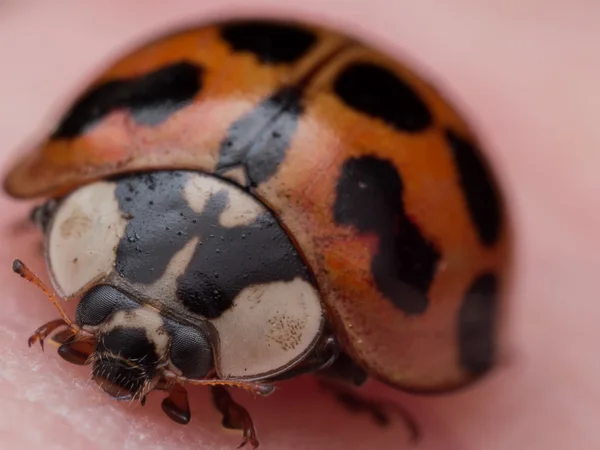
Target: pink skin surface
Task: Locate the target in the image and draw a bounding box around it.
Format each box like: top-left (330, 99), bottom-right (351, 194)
top-left (1, 1), bottom-right (600, 449)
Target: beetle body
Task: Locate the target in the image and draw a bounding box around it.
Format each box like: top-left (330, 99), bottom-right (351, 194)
top-left (5, 18), bottom-right (510, 447)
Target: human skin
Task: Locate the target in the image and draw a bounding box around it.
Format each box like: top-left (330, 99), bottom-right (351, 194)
top-left (1, 1), bottom-right (600, 449)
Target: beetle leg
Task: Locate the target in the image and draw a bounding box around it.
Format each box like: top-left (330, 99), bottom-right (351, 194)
top-left (163, 370), bottom-right (274, 397)
top-left (28, 320), bottom-right (95, 366)
top-left (211, 385), bottom-right (259, 449)
top-left (50, 328), bottom-right (78, 345)
top-left (27, 318), bottom-right (69, 350)
top-left (318, 378), bottom-right (420, 443)
top-left (56, 335), bottom-right (96, 365)
top-left (161, 383), bottom-right (191, 424)
top-left (29, 200), bottom-right (57, 231)
top-left (317, 350), bottom-right (368, 386)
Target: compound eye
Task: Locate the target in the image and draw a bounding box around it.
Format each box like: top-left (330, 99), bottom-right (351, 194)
top-left (169, 326), bottom-right (213, 379)
top-left (76, 284), bottom-right (139, 326)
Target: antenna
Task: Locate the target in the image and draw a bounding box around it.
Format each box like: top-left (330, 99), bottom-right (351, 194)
top-left (12, 259), bottom-right (75, 328)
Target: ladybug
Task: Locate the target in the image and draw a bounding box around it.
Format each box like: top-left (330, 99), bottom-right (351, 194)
top-left (5, 19), bottom-right (510, 448)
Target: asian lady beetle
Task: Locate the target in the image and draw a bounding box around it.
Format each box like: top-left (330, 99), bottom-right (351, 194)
top-left (5, 19), bottom-right (510, 448)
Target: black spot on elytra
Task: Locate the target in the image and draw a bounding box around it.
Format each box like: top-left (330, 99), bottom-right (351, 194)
top-left (52, 62), bottom-right (203, 138)
top-left (445, 129), bottom-right (502, 246)
top-left (75, 284), bottom-right (140, 327)
top-left (220, 21), bottom-right (317, 64)
top-left (458, 273), bottom-right (498, 375)
top-left (216, 87), bottom-right (303, 187)
top-left (333, 156), bottom-right (440, 315)
top-left (113, 171), bottom-right (313, 319)
top-left (333, 63), bottom-right (432, 132)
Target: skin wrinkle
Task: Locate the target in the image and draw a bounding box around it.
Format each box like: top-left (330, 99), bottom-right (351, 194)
top-left (1, 2), bottom-right (600, 450)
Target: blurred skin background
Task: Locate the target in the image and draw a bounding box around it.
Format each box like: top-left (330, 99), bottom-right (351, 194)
top-left (1, 1), bottom-right (599, 450)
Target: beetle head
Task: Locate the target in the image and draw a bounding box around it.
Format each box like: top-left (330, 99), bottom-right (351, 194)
top-left (90, 326), bottom-right (161, 401)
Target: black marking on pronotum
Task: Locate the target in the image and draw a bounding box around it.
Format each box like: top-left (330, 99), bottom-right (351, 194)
top-left (52, 62), bottom-right (203, 139)
top-left (216, 86), bottom-right (304, 187)
top-left (333, 156), bottom-right (440, 315)
top-left (333, 62), bottom-right (432, 132)
top-left (445, 129), bottom-right (502, 246)
top-left (458, 272), bottom-right (498, 375)
top-left (114, 171), bottom-right (190, 285)
top-left (220, 21), bottom-right (317, 64)
top-left (113, 171), bottom-right (314, 318)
